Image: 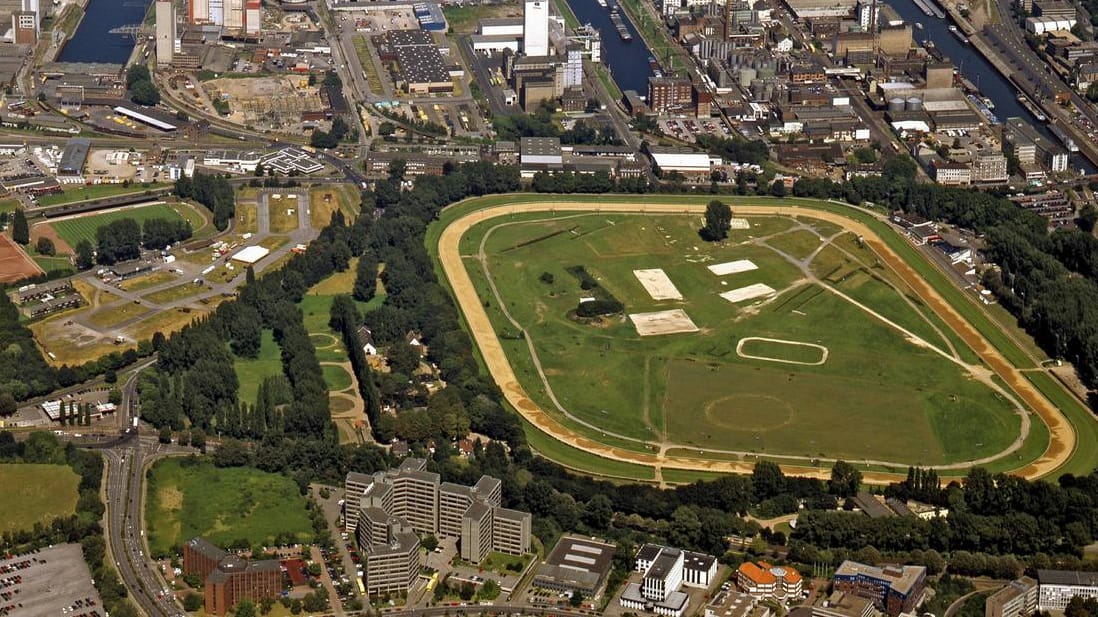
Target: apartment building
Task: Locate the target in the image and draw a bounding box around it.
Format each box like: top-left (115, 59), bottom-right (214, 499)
top-left (986, 577), bottom-right (1038, 617)
top-left (345, 459), bottom-right (531, 596)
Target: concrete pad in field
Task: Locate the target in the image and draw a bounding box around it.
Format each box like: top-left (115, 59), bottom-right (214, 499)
top-left (720, 283), bottom-right (776, 303)
top-left (629, 309), bottom-right (699, 336)
top-left (633, 268), bottom-right (683, 301)
top-left (708, 259), bottom-right (758, 276)
top-left (730, 218), bottom-right (750, 229)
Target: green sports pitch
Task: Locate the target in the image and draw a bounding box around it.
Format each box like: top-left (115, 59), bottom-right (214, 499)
top-left (49, 203), bottom-right (191, 249)
top-left (461, 210), bottom-right (1033, 469)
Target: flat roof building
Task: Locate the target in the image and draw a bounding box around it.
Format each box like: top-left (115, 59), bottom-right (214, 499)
top-left (987, 577), bottom-right (1038, 617)
top-left (533, 535), bottom-right (617, 597)
top-left (1038, 570), bottom-right (1098, 611)
top-left (58, 137), bottom-right (90, 175)
top-left (623, 544), bottom-right (718, 617)
top-left (833, 561), bottom-right (926, 617)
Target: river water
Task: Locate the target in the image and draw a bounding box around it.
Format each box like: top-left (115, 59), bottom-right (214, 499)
top-left (887, 0), bottom-right (1095, 173)
top-left (58, 0), bottom-right (151, 64)
top-left (564, 0), bottom-right (657, 95)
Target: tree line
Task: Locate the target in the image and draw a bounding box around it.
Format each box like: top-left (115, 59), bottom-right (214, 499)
top-left (175, 173), bottom-right (235, 230)
top-left (94, 216), bottom-right (192, 264)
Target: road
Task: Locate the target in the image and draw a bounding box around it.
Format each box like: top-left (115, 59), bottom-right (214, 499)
top-left (101, 363), bottom-right (193, 617)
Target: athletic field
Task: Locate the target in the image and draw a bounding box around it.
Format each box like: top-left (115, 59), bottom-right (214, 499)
top-left (431, 196), bottom-right (1076, 482)
top-left (48, 203), bottom-right (193, 249)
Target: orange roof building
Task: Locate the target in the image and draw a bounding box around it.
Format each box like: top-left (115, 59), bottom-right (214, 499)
top-left (737, 561), bottom-right (803, 600)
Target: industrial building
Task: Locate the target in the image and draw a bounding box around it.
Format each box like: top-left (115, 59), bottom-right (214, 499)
top-left (524, 0), bottom-right (549, 56)
top-left (58, 137), bottom-right (90, 176)
top-left (155, 0), bottom-right (177, 66)
top-left (386, 29), bottom-right (453, 94)
top-left (533, 535), bottom-right (617, 598)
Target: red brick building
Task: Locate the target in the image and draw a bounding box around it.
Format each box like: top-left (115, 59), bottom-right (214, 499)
top-left (182, 538), bottom-right (281, 616)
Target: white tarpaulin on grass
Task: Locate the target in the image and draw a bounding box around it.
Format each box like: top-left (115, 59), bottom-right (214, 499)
top-left (708, 259), bottom-right (758, 276)
top-left (720, 283), bottom-right (775, 303)
top-left (633, 268), bottom-right (683, 301)
top-left (629, 309), bottom-right (699, 336)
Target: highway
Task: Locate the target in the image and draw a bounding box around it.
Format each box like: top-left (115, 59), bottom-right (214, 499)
top-left (101, 363), bottom-right (191, 617)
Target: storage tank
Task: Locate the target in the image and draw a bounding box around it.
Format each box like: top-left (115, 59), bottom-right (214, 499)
top-left (888, 97), bottom-right (906, 112)
top-left (739, 67), bottom-right (757, 88)
top-left (906, 96), bottom-right (924, 111)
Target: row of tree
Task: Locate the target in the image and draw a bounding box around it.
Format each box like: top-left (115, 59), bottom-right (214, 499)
top-left (175, 173), bottom-right (235, 230)
top-left (94, 217), bottom-right (192, 264)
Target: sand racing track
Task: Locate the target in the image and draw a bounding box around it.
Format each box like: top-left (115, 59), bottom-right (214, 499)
top-left (436, 200), bottom-right (1076, 483)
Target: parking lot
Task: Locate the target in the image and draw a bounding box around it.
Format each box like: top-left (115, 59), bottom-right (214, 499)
top-left (657, 116), bottom-right (734, 143)
top-left (0, 544), bottom-right (105, 617)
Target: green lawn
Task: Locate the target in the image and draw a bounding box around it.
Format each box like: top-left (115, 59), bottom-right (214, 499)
top-left (0, 464), bottom-right (80, 534)
top-left (469, 212), bottom-right (1018, 465)
top-left (233, 330), bottom-right (283, 405)
top-left (428, 197), bottom-right (1058, 477)
top-left (36, 182), bottom-right (171, 207)
top-left (323, 363), bottom-right (353, 391)
top-left (146, 458), bottom-right (313, 557)
top-left (50, 203), bottom-right (189, 249)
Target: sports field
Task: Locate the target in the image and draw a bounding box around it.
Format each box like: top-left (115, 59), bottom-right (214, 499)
top-left (431, 196), bottom-right (1079, 482)
top-left (145, 458), bottom-right (313, 557)
top-left (49, 202), bottom-right (192, 249)
top-left (0, 464), bottom-right (80, 534)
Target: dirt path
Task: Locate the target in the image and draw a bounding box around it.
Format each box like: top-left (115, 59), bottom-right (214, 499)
top-left (437, 201), bottom-right (1075, 483)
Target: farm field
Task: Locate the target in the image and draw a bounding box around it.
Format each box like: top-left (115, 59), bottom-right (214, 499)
top-left (456, 209), bottom-right (1029, 469)
top-left (49, 202), bottom-right (196, 249)
top-left (0, 464), bottom-right (80, 534)
top-left (145, 458), bottom-right (313, 557)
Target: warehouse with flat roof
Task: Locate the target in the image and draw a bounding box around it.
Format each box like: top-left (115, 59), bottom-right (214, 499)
top-left (59, 138), bottom-right (91, 175)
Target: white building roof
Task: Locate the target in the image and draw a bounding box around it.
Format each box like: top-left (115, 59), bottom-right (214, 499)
top-left (651, 150), bottom-right (713, 171)
top-left (231, 245), bottom-right (271, 264)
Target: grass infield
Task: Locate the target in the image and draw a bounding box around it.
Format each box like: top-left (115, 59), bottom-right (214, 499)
top-left (427, 195), bottom-right (1083, 480)
top-left (50, 203), bottom-right (190, 249)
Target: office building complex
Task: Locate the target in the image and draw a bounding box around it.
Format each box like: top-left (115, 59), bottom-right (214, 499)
top-left (345, 459), bottom-right (531, 595)
top-left (737, 561), bottom-right (803, 600)
top-left (621, 544), bottom-right (718, 617)
top-left (833, 562), bottom-right (925, 617)
top-left (1037, 570), bottom-right (1098, 611)
top-left (524, 0), bottom-right (549, 56)
top-left (986, 577), bottom-right (1038, 617)
top-left (182, 538), bottom-right (281, 616)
